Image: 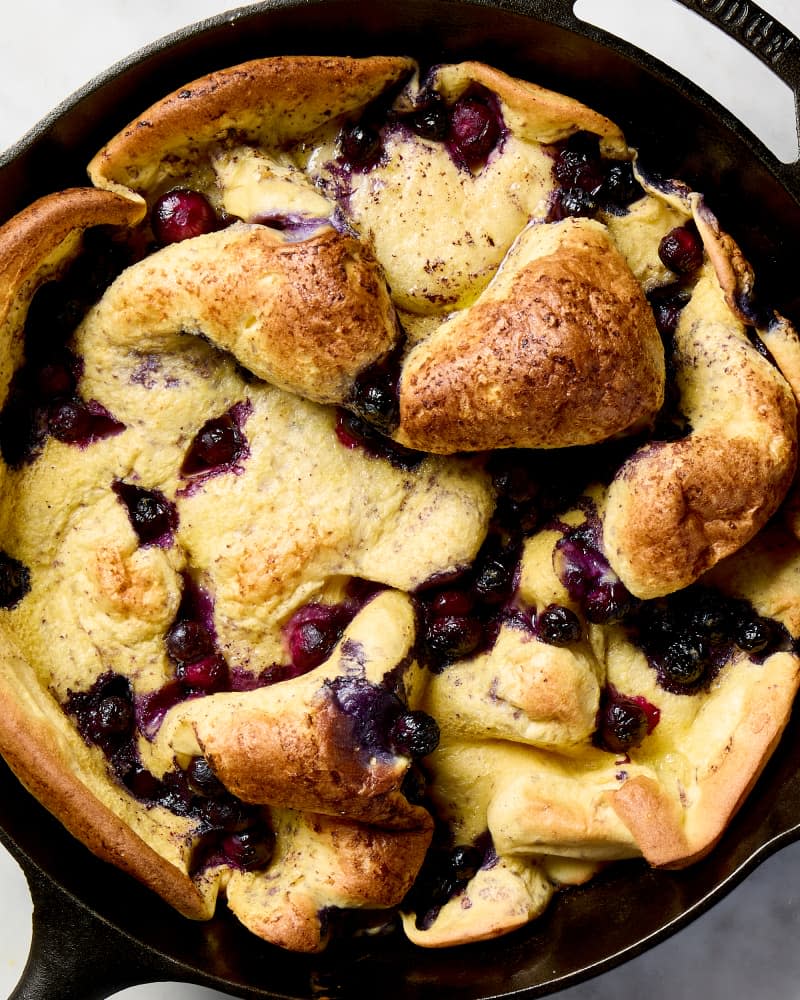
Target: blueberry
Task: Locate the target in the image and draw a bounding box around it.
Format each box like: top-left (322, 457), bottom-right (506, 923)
top-left (428, 589), bottom-right (474, 618)
top-left (583, 580), bottom-right (632, 624)
top-left (92, 695), bottom-right (134, 741)
top-left (425, 614), bottom-right (484, 662)
top-left (0, 552), bottom-right (31, 609)
top-left (202, 796), bottom-right (253, 832)
top-left (472, 552), bottom-right (516, 605)
top-left (597, 698), bottom-right (649, 754)
top-left (553, 132), bottom-right (601, 188)
top-left (648, 286), bottom-right (690, 339)
top-left (450, 844), bottom-right (482, 882)
top-left (686, 591), bottom-right (734, 642)
top-left (181, 412), bottom-right (245, 475)
top-left (348, 359), bottom-right (400, 434)
top-left (221, 827), bottom-right (275, 870)
top-left (339, 122), bottom-right (383, 171)
top-left (113, 481), bottom-right (177, 545)
top-left (124, 766), bottom-right (163, 800)
top-left (448, 94), bottom-right (502, 170)
top-left (556, 186), bottom-right (598, 218)
top-left (48, 398), bottom-right (93, 442)
top-left (151, 189), bottom-right (219, 245)
top-left (165, 619), bottom-right (215, 664)
top-left (289, 620), bottom-right (339, 671)
top-left (186, 756), bottom-right (226, 798)
top-left (600, 161), bottom-right (643, 206)
top-left (536, 605), bottom-right (582, 646)
top-left (389, 710), bottom-right (440, 758)
top-left (177, 654), bottom-right (228, 692)
top-left (48, 398), bottom-right (124, 446)
top-left (286, 604), bottom-right (351, 672)
top-left (660, 635), bottom-right (708, 685)
top-left (658, 225), bottom-right (704, 275)
top-left (734, 616), bottom-right (776, 654)
top-left (406, 94), bottom-right (450, 141)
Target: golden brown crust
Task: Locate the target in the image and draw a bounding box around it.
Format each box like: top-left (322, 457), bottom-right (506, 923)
top-left (88, 56), bottom-right (415, 196)
top-left (609, 651), bottom-right (799, 868)
top-left (0, 187), bottom-right (144, 325)
top-left (188, 692), bottom-right (429, 830)
top-left (604, 266), bottom-right (798, 599)
top-left (226, 811), bottom-right (432, 952)
top-left (396, 218), bottom-right (664, 452)
top-left (83, 223), bottom-right (400, 404)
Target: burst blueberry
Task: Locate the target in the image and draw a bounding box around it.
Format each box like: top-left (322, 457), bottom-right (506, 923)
top-left (181, 412), bottom-right (245, 475)
top-left (447, 93), bottom-right (502, 171)
top-left (658, 225), bottom-right (704, 275)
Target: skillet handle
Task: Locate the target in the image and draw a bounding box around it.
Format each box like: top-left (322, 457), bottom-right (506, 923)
top-left (7, 864), bottom-right (181, 1000)
top-left (671, 0), bottom-right (800, 186)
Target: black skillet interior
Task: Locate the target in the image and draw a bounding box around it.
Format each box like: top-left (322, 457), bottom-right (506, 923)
top-left (3, 1), bottom-right (800, 998)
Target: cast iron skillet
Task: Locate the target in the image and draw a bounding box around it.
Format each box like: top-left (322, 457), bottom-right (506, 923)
top-left (2, 1), bottom-right (800, 997)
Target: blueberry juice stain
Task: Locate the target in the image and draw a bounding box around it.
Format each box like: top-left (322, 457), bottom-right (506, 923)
top-left (626, 584), bottom-right (791, 696)
top-left (112, 480), bottom-right (178, 547)
top-left (64, 671), bottom-right (274, 874)
top-left (0, 229), bottom-right (132, 467)
top-left (178, 401), bottom-right (251, 493)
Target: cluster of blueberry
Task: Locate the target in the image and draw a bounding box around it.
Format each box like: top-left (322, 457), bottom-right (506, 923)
top-left (338, 85), bottom-right (504, 176)
top-left (549, 131), bottom-right (643, 220)
top-left (65, 670), bottom-right (275, 873)
top-left (629, 585), bottom-right (788, 695)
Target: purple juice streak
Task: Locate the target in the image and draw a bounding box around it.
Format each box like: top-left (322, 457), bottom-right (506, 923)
top-left (253, 213), bottom-right (333, 241)
top-left (135, 681), bottom-right (187, 740)
top-left (228, 663), bottom-right (305, 691)
top-left (176, 574), bottom-right (218, 642)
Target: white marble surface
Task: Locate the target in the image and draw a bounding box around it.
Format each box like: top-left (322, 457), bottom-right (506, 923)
top-left (2, 1), bottom-right (800, 998)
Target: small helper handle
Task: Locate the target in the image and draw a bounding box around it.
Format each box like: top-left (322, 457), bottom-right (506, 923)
top-left (671, 0), bottom-right (800, 189)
